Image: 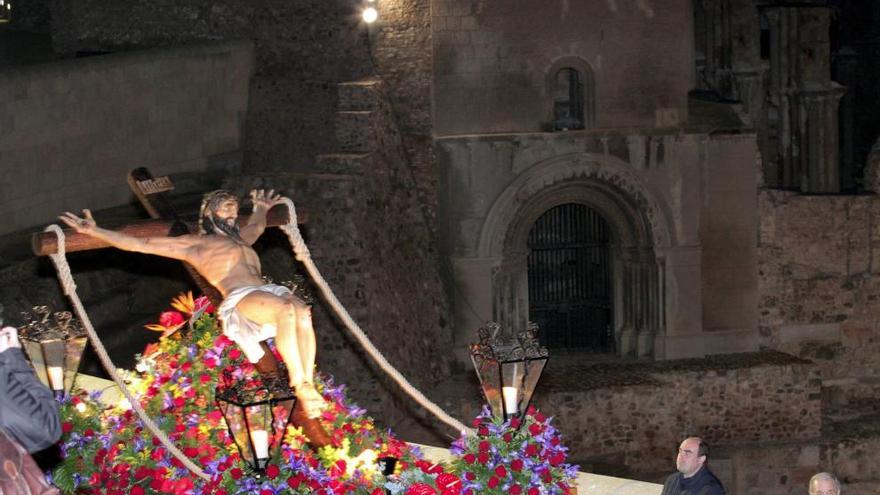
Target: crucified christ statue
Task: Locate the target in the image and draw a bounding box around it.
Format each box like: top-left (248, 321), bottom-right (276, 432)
top-left (60, 189), bottom-right (326, 418)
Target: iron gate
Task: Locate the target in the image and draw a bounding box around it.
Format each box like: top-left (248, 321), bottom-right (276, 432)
top-left (527, 203), bottom-right (613, 352)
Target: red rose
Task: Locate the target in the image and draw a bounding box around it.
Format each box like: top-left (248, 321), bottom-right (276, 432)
top-left (549, 452), bottom-right (565, 466)
top-left (172, 397), bottom-right (185, 409)
top-left (159, 311), bottom-right (185, 328)
top-left (528, 423), bottom-right (543, 436)
top-left (265, 463), bottom-right (280, 479)
top-left (511, 458), bottom-right (524, 472)
top-left (463, 453), bottom-right (476, 464)
top-left (528, 488), bottom-right (540, 495)
top-left (477, 452), bottom-right (489, 464)
top-left (131, 486), bottom-right (144, 495)
top-left (62, 422), bottom-right (73, 433)
top-left (503, 433), bottom-right (512, 443)
top-left (464, 472), bottom-right (476, 481)
top-left (478, 441), bottom-right (490, 452)
top-left (534, 411), bottom-right (546, 423)
top-left (509, 484), bottom-right (522, 495)
top-left (494, 465), bottom-right (507, 477)
top-left (229, 348), bottom-right (242, 360)
top-left (487, 476), bottom-right (499, 488)
top-left (230, 468), bottom-right (243, 480)
top-left (510, 417), bottom-right (522, 429)
top-left (525, 444), bottom-right (539, 457)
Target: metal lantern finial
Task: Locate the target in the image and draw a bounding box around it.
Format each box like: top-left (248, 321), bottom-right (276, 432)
top-left (469, 321), bottom-right (548, 422)
top-left (18, 306), bottom-right (88, 398)
top-left (215, 375), bottom-right (296, 473)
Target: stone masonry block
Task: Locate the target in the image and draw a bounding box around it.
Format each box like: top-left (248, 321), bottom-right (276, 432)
top-left (337, 80), bottom-right (380, 112)
top-left (335, 111), bottom-right (377, 153)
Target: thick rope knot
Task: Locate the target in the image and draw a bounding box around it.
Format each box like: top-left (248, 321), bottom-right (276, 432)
top-left (45, 225), bottom-right (77, 296)
top-left (279, 198), bottom-right (310, 262)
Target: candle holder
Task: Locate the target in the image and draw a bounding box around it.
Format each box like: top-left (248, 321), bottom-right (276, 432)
top-left (215, 375), bottom-right (296, 473)
top-left (17, 306), bottom-right (88, 399)
top-left (469, 322), bottom-right (548, 422)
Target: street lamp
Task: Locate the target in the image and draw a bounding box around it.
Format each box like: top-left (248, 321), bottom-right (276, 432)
top-left (469, 322), bottom-right (548, 422)
top-left (18, 306), bottom-right (88, 399)
top-left (215, 376), bottom-right (296, 473)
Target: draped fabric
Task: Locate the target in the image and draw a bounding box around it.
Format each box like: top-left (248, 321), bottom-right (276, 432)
top-left (0, 349), bottom-right (61, 454)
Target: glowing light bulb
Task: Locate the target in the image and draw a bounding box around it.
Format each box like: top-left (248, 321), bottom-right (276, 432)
top-left (362, 7), bottom-right (378, 23)
top-left (75, 402), bottom-right (87, 414)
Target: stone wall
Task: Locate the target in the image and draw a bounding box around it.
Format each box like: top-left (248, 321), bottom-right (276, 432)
top-left (230, 78), bottom-right (453, 433)
top-left (0, 41), bottom-right (252, 236)
top-left (432, 0), bottom-right (694, 135)
top-left (531, 352), bottom-right (821, 472)
top-left (757, 190), bottom-right (880, 402)
top-left (46, 0), bottom-right (441, 221)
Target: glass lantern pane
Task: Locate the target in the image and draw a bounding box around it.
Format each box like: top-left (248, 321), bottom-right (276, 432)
top-left (517, 357), bottom-right (548, 418)
top-left (244, 404), bottom-right (273, 464)
top-left (63, 336), bottom-right (88, 393)
top-left (217, 399), bottom-right (253, 466)
top-left (471, 354), bottom-right (504, 419)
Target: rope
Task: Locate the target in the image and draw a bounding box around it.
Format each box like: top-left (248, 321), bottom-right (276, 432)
top-left (43, 225), bottom-right (211, 481)
top-left (277, 198), bottom-right (472, 435)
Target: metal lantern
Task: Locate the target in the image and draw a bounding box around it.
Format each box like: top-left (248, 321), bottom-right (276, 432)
top-left (18, 306), bottom-right (88, 398)
top-left (469, 322), bottom-right (548, 422)
top-left (215, 376), bottom-right (296, 473)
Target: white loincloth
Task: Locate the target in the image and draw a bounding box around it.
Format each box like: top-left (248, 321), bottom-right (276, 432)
top-left (217, 284), bottom-right (293, 363)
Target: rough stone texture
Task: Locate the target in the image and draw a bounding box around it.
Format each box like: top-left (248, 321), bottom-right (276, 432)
top-left (0, 41), bottom-right (252, 235)
top-left (758, 190), bottom-right (880, 401)
top-left (44, 0), bottom-right (441, 222)
top-left (537, 353), bottom-right (821, 472)
top-left (228, 79), bottom-right (453, 433)
top-left (432, 0), bottom-right (694, 135)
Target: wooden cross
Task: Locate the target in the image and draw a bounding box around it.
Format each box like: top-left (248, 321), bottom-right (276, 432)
top-left (33, 169), bottom-right (331, 446)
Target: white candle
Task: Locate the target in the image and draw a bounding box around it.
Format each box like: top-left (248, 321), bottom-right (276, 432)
top-left (250, 429), bottom-right (269, 459)
top-left (48, 366), bottom-right (64, 391)
top-left (502, 386), bottom-right (519, 415)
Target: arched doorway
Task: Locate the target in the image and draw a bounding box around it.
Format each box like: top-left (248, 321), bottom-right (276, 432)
top-left (527, 203), bottom-right (613, 352)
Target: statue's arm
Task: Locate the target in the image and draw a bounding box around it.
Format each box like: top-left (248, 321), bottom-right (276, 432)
top-left (59, 209), bottom-right (196, 261)
top-left (240, 189), bottom-right (282, 245)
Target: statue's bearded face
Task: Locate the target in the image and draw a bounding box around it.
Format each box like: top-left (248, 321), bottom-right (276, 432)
top-left (208, 199), bottom-right (242, 239)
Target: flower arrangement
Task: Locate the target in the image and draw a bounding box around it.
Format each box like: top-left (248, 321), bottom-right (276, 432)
top-left (447, 407), bottom-right (579, 495)
top-left (51, 293), bottom-right (578, 495)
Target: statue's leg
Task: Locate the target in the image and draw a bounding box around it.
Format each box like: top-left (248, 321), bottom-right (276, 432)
top-left (296, 304), bottom-right (316, 384)
top-left (235, 291), bottom-right (325, 417)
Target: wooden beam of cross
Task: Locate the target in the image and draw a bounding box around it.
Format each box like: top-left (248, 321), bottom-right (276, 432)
top-left (31, 208), bottom-right (300, 256)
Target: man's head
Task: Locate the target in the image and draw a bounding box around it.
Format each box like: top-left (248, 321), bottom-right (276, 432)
top-left (199, 190), bottom-right (242, 239)
top-left (676, 437), bottom-right (708, 478)
top-left (809, 472), bottom-right (840, 495)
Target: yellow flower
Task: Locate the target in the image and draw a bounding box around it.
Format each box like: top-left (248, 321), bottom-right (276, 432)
top-left (171, 291), bottom-right (197, 315)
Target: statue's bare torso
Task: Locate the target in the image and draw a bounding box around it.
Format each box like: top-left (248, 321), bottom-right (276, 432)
top-left (186, 235), bottom-right (263, 297)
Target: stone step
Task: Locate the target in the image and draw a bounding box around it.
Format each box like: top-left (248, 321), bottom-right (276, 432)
top-left (315, 153), bottom-right (371, 175)
top-left (338, 78), bottom-right (381, 112)
top-left (335, 110), bottom-right (377, 153)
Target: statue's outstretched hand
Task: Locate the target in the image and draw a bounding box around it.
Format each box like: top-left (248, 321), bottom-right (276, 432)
top-left (59, 209), bottom-right (97, 234)
top-left (250, 189), bottom-right (283, 211)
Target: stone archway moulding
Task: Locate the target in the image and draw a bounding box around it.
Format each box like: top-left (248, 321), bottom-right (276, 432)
top-left (477, 152), bottom-right (675, 259)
